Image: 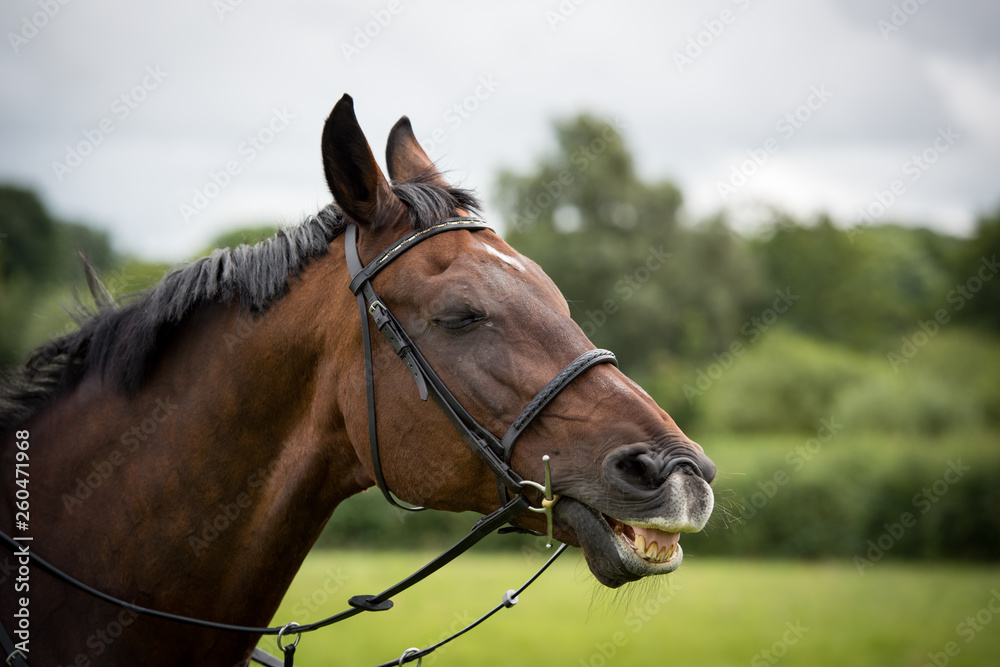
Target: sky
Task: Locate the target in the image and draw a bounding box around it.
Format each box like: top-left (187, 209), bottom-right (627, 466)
top-left (1, 0), bottom-right (998, 261)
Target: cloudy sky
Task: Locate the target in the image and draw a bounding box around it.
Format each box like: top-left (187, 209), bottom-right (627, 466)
top-left (1, 0), bottom-right (997, 261)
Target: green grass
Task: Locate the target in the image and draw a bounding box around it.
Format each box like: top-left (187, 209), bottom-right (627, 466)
top-left (258, 550), bottom-right (1000, 666)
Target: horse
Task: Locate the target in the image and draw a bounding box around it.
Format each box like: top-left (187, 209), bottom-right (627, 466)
top-left (0, 94), bottom-right (716, 666)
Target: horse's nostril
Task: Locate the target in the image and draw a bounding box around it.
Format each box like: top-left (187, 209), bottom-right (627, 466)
top-left (617, 454), bottom-right (659, 490)
top-left (605, 446), bottom-right (716, 493)
top-left (663, 457), bottom-right (701, 479)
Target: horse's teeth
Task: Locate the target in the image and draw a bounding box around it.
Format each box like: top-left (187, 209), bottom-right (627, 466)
top-left (628, 531), bottom-right (677, 564)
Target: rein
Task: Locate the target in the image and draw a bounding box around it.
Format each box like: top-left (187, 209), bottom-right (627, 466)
top-left (0, 522), bottom-right (565, 667)
top-left (0, 217), bottom-right (617, 667)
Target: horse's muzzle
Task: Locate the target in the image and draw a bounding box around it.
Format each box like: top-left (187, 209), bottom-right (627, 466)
top-left (550, 440), bottom-right (716, 587)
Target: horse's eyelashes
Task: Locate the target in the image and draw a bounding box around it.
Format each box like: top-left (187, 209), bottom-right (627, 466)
top-left (432, 313), bottom-right (487, 331)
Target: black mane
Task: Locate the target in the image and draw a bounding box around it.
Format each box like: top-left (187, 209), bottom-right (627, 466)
top-left (0, 179), bottom-right (480, 431)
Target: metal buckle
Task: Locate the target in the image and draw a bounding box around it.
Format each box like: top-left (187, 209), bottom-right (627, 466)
top-left (520, 455), bottom-right (560, 548)
top-left (6, 651), bottom-right (27, 667)
top-left (368, 300), bottom-right (389, 325)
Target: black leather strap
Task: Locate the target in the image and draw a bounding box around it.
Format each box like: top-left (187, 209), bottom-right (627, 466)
top-left (347, 223), bottom-right (426, 512)
top-left (350, 495), bottom-right (529, 614)
top-left (500, 349), bottom-right (618, 463)
top-left (348, 218), bottom-right (490, 295)
top-left (251, 648), bottom-right (284, 667)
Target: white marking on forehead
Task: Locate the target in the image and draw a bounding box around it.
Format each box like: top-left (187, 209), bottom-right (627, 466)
top-left (475, 239), bottom-right (526, 272)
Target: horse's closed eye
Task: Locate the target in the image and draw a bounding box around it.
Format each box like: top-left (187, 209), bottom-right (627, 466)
top-left (432, 313), bottom-right (486, 330)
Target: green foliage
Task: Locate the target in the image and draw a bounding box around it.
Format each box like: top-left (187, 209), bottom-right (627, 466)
top-left (839, 327), bottom-right (1000, 434)
top-left (693, 329), bottom-right (873, 433)
top-left (835, 372), bottom-right (983, 436)
top-left (684, 328), bottom-right (999, 436)
top-left (0, 186), bottom-right (116, 282)
top-left (0, 186), bottom-right (57, 282)
top-left (952, 203), bottom-right (1000, 331)
top-left (498, 116), bottom-right (763, 374)
top-left (690, 432), bottom-right (1000, 562)
top-left (909, 329), bottom-right (1000, 428)
top-left (752, 216), bottom-right (959, 349)
top-left (0, 276), bottom-right (41, 366)
top-left (0, 186), bottom-right (116, 365)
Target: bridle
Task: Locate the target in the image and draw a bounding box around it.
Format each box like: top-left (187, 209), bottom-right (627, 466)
top-left (1, 216), bottom-right (618, 667)
top-left (344, 217), bottom-right (617, 528)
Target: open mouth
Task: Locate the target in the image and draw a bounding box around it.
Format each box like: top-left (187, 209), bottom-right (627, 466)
top-left (603, 515), bottom-right (682, 567)
top-left (554, 497), bottom-right (691, 587)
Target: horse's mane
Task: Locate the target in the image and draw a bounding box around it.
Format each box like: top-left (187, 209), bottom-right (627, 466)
top-left (0, 177), bottom-right (480, 431)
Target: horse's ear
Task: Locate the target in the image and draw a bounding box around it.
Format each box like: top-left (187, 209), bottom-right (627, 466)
top-left (386, 116), bottom-right (449, 187)
top-left (321, 94), bottom-right (404, 229)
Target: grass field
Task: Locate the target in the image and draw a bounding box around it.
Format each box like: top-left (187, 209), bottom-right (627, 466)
top-left (257, 549), bottom-right (1000, 667)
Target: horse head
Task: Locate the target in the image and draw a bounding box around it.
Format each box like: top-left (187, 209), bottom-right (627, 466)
top-left (322, 95), bottom-right (715, 588)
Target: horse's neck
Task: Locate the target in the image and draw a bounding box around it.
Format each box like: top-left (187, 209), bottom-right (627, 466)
top-left (19, 263), bottom-right (369, 661)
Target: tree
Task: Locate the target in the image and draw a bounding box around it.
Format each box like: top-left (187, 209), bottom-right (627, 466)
top-left (496, 115), bottom-right (762, 377)
top-left (953, 204), bottom-right (1000, 332)
top-left (0, 185), bottom-right (115, 365)
top-left (752, 215), bottom-right (958, 349)
top-left (0, 186), bottom-right (58, 282)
